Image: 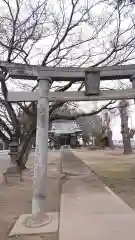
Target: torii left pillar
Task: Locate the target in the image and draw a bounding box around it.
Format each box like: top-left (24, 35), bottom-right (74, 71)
top-left (25, 78), bottom-right (52, 227)
top-left (9, 78), bottom-right (58, 236)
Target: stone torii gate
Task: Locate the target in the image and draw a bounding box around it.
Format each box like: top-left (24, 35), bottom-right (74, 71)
top-left (1, 61), bottom-right (135, 235)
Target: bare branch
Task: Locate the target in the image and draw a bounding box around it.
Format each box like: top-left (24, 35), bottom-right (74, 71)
top-left (0, 130), bottom-right (10, 144)
top-left (50, 101), bottom-right (114, 121)
top-left (0, 117), bottom-right (12, 137)
top-left (42, 0), bottom-right (80, 65)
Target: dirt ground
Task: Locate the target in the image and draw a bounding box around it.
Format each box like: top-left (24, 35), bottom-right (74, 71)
top-left (74, 148), bottom-right (135, 210)
top-left (2, 148), bottom-right (135, 239)
top-left (0, 152), bottom-right (61, 240)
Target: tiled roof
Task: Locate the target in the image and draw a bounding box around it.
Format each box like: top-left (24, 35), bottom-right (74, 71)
top-left (50, 120), bottom-right (82, 134)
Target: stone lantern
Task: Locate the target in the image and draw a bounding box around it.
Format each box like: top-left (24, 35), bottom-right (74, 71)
top-left (3, 135), bottom-right (22, 183)
top-left (10, 134), bottom-right (17, 148)
top-left (8, 136), bottom-right (18, 165)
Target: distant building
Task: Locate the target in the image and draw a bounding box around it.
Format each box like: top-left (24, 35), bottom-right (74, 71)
top-left (49, 120), bottom-right (82, 147)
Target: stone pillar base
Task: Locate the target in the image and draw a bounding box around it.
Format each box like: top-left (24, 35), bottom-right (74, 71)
top-left (3, 166), bottom-right (22, 184)
top-left (8, 212), bottom-right (58, 237)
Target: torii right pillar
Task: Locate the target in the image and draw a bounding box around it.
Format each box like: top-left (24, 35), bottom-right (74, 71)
top-left (130, 75), bottom-right (135, 102)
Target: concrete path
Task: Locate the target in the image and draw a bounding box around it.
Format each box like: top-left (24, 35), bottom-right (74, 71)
top-left (59, 149), bottom-right (135, 240)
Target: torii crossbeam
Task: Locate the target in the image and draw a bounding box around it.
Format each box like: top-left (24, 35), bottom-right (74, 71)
top-left (0, 61), bottom-right (135, 80)
top-left (0, 61), bottom-right (135, 101)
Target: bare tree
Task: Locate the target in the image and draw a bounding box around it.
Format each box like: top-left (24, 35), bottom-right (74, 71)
top-left (0, 0), bottom-right (135, 168)
top-left (76, 114), bottom-right (102, 146)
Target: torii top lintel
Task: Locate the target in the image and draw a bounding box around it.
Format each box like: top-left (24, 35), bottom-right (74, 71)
top-left (0, 61), bottom-right (135, 81)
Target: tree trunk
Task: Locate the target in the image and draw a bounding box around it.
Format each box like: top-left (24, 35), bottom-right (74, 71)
top-left (21, 137), bottom-right (35, 169)
top-left (119, 100), bottom-right (132, 154)
top-left (102, 110), bottom-right (114, 149)
top-left (107, 130), bottom-right (115, 149)
top-left (4, 141), bottom-right (9, 150)
top-left (122, 131), bottom-right (132, 154)
top-left (17, 127), bottom-right (36, 169)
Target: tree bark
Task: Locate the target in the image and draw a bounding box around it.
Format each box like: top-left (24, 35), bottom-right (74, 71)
top-left (119, 100), bottom-right (132, 154)
top-left (21, 136), bottom-right (35, 169)
top-left (102, 110), bottom-right (114, 149)
top-left (4, 141), bottom-right (9, 150)
top-left (122, 131), bottom-right (132, 154)
top-left (17, 127), bottom-right (36, 169)
top-left (107, 130), bottom-right (115, 149)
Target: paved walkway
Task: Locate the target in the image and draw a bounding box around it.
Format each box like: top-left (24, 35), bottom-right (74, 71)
top-left (59, 149), bottom-right (135, 240)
